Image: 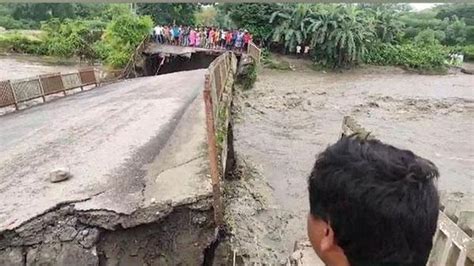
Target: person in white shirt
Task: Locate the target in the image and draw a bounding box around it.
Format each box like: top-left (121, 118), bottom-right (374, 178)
top-left (154, 25), bottom-right (163, 44)
top-left (296, 44), bottom-right (302, 58)
top-left (304, 45), bottom-right (310, 56)
top-left (220, 29), bottom-right (227, 49)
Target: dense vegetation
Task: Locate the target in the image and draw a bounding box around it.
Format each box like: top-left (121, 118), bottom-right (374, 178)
top-left (0, 3), bottom-right (472, 71)
top-left (262, 3), bottom-right (473, 70)
top-left (0, 4), bottom-right (154, 68)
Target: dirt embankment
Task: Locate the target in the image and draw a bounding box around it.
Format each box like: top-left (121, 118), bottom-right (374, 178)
top-left (227, 58), bottom-right (474, 263)
top-left (0, 200), bottom-right (215, 265)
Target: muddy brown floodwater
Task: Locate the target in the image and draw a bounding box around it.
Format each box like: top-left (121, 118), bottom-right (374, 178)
top-left (231, 58), bottom-right (474, 264)
top-left (0, 55), bottom-right (92, 80)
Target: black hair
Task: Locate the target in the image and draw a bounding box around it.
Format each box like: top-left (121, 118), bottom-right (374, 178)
top-left (308, 136), bottom-right (439, 265)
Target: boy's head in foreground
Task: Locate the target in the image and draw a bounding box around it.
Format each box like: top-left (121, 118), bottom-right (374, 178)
top-left (307, 136), bottom-right (439, 266)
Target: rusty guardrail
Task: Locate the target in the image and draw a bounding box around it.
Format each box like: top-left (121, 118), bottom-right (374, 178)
top-left (203, 51), bottom-right (238, 227)
top-left (341, 116), bottom-right (473, 266)
top-left (0, 68), bottom-right (103, 111)
top-left (247, 41), bottom-right (262, 64)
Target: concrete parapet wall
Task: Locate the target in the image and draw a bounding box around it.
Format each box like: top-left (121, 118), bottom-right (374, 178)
top-left (203, 52), bottom-right (238, 227)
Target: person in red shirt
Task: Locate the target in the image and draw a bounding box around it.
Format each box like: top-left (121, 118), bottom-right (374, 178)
top-left (225, 29), bottom-right (233, 50)
top-left (243, 30), bottom-right (252, 52)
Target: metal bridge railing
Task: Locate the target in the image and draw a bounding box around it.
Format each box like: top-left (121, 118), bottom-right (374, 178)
top-left (0, 68), bottom-right (107, 112)
top-left (247, 41), bottom-right (262, 64)
top-left (203, 51), bottom-right (238, 227)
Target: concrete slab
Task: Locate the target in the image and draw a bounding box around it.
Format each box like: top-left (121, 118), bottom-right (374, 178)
top-left (0, 69), bottom-right (212, 232)
top-left (144, 43), bottom-right (243, 56)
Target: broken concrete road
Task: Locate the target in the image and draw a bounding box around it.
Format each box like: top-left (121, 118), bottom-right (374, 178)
top-left (0, 69), bottom-right (216, 264)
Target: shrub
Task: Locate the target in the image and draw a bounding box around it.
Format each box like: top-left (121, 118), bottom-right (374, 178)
top-left (463, 45), bottom-right (474, 61)
top-left (414, 28), bottom-right (445, 45)
top-left (261, 50), bottom-right (293, 70)
top-left (0, 16), bottom-right (23, 30)
top-left (97, 13), bottom-right (153, 68)
top-left (466, 26), bottom-right (474, 43)
top-left (365, 42), bottom-right (449, 73)
top-left (237, 60), bottom-right (257, 90)
top-left (0, 32), bottom-right (43, 54)
top-left (40, 18), bottom-right (105, 59)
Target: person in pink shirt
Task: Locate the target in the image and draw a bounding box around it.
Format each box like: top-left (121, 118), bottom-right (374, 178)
top-left (189, 28), bottom-right (196, 47)
top-left (195, 29), bottom-right (201, 48)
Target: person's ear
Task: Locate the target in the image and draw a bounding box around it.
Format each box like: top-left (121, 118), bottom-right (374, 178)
top-left (320, 222), bottom-right (336, 252)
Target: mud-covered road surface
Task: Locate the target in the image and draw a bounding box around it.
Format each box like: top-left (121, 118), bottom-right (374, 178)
top-left (231, 59), bottom-right (474, 263)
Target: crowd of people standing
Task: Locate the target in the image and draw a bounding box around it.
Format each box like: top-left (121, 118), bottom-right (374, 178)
top-left (152, 25), bottom-right (253, 52)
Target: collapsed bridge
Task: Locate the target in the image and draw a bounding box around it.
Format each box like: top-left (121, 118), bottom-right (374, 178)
top-left (0, 39), bottom-right (259, 264)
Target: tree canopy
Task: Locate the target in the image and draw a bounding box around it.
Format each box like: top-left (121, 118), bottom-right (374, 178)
top-left (216, 3), bottom-right (283, 44)
top-left (136, 3), bottom-right (199, 26)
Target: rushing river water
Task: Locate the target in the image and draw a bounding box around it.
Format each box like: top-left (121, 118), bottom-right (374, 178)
top-left (0, 54), bottom-right (94, 81)
top-left (230, 58), bottom-right (474, 263)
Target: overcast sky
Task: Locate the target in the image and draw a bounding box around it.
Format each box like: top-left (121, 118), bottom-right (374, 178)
top-left (410, 3), bottom-right (439, 11)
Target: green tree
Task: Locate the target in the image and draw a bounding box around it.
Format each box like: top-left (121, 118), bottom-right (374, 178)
top-left (11, 4), bottom-right (76, 22)
top-left (73, 3), bottom-right (113, 20)
top-left (40, 18), bottom-right (106, 58)
top-left (0, 3), bottom-right (114, 29)
top-left (414, 28), bottom-right (443, 45)
top-left (306, 5), bottom-right (374, 67)
top-left (96, 13), bottom-right (153, 68)
top-left (370, 8), bottom-right (405, 43)
top-left (436, 3), bottom-right (474, 26)
top-left (328, 6), bottom-right (374, 66)
top-left (136, 3), bottom-right (199, 26)
top-left (217, 3), bottom-right (283, 44)
top-left (399, 10), bottom-right (445, 39)
top-left (445, 16), bottom-right (467, 45)
top-left (305, 5), bottom-right (338, 46)
top-left (195, 5), bottom-right (218, 26)
top-left (270, 4), bottom-right (312, 52)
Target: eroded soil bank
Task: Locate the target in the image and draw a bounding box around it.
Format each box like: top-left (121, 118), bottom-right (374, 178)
top-left (229, 58), bottom-right (474, 263)
top-left (0, 199), bottom-right (215, 265)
